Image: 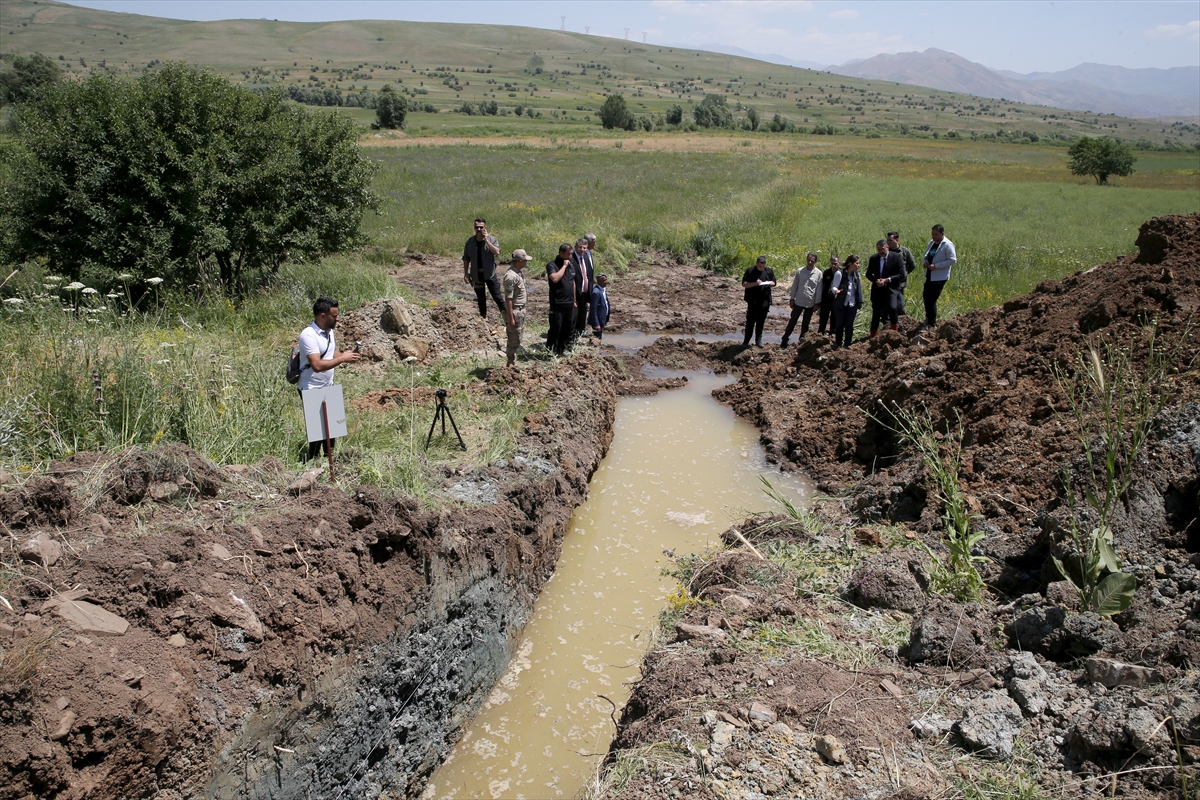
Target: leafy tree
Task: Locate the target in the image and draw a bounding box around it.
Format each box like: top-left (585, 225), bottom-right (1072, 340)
top-left (1068, 136), bottom-right (1136, 184)
top-left (0, 62), bottom-right (378, 294)
top-left (0, 53), bottom-right (61, 106)
top-left (693, 94), bottom-right (733, 129)
top-left (599, 93), bottom-right (634, 130)
top-left (665, 104), bottom-right (683, 126)
top-left (745, 106), bottom-right (760, 131)
top-left (375, 84), bottom-right (407, 128)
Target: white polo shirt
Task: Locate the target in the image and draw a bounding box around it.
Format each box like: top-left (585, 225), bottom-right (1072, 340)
top-left (298, 322), bottom-right (336, 391)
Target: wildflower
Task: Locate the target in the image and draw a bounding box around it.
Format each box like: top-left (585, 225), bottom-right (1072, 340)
top-left (156, 359), bottom-right (171, 364)
top-left (106, 292), bottom-right (120, 299)
top-left (117, 273), bottom-right (133, 281)
top-left (159, 342), bottom-right (176, 348)
top-left (65, 281), bottom-right (85, 291)
top-left (146, 277), bottom-right (164, 285)
top-left (81, 287), bottom-right (98, 295)
top-left (43, 283), bottom-right (60, 290)
top-left (45, 276), bottom-right (62, 284)
top-left (3, 298), bottom-right (23, 305)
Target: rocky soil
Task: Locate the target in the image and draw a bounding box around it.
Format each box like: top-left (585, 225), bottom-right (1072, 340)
top-left (595, 214), bottom-right (1200, 799)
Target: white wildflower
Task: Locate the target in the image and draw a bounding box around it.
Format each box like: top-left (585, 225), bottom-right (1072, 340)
top-left (117, 273), bottom-right (133, 281)
top-left (81, 287), bottom-right (98, 295)
top-left (159, 342), bottom-right (176, 348)
top-left (106, 292), bottom-right (120, 299)
top-left (3, 298), bottom-right (23, 305)
top-left (64, 281), bottom-right (85, 291)
top-left (44, 276), bottom-right (63, 284)
top-left (146, 277), bottom-right (164, 285)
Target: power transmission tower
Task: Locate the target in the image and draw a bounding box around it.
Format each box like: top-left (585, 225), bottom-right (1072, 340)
top-left (642, 31), bottom-right (647, 43)
top-left (561, 16), bottom-right (566, 31)
top-left (624, 27), bottom-right (630, 39)
top-left (585, 26), bottom-right (590, 34)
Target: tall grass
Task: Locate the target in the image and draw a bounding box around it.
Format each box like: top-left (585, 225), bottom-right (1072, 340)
top-left (0, 258), bottom-right (533, 503)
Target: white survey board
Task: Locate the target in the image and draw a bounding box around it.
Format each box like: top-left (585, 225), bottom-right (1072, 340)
top-left (302, 385), bottom-right (348, 443)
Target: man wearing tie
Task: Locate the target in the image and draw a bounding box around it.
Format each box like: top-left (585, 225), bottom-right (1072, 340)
top-left (921, 224), bottom-right (957, 329)
top-left (571, 238), bottom-right (595, 343)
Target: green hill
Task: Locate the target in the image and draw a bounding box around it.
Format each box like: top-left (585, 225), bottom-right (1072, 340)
top-left (3, 0), bottom-right (1198, 147)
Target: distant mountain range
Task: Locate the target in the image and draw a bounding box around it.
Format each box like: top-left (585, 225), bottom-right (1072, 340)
top-left (830, 49), bottom-right (1198, 119)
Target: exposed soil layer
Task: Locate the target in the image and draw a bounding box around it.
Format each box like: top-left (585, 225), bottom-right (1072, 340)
top-left (597, 214), bottom-right (1200, 799)
top-left (0, 349), bottom-right (633, 799)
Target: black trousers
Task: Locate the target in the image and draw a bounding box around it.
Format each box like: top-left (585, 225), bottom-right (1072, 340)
top-left (817, 298), bottom-right (834, 334)
top-left (547, 303), bottom-right (575, 355)
top-left (744, 304), bottom-right (769, 345)
top-left (781, 305), bottom-right (816, 344)
top-left (474, 274), bottom-right (504, 318)
top-left (833, 305), bottom-right (858, 349)
top-left (869, 300), bottom-right (899, 332)
top-left (306, 438), bottom-right (335, 462)
top-left (573, 294), bottom-right (591, 337)
top-left (923, 280), bottom-right (947, 325)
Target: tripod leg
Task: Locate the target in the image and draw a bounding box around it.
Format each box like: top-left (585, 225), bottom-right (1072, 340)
top-left (425, 404), bottom-right (440, 450)
top-left (441, 402), bottom-right (447, 436)
top-left (444, 405), bottom-right (468, 451)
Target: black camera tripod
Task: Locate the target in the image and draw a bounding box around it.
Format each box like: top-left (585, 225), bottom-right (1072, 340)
top-left (425, 388), bottom-right (467, 451)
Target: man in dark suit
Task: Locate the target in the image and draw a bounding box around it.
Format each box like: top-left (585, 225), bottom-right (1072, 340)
top-left (866, 239), bottom-right (907, 337)
top-left (571, 238), bottom-right (594, 344)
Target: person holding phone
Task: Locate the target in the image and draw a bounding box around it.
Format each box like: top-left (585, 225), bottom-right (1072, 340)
top-left (462, 217), bottom-right (504, 319)
top-left (921, 224), bottom-right (957, 329)
top-left (298, 296), bottom-right (360, 461)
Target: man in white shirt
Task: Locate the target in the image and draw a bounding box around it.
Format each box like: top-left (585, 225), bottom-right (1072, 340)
top-left (921, 224), bottom-right (957, 329)
top-left (780, 251), bottom-right (823, 348)
top-left (298, 296), bottom-right (360, 461)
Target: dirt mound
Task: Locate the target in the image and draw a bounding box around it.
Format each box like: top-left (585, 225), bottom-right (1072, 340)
top-left (337, 295), bottom-right (504, 365)
top-left (715, 215), bottom-right (1200, 598)
top-left (0, 355), bottom-right (624, 800)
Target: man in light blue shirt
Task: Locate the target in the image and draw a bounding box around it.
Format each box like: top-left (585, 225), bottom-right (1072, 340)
top-left (921, 224), bottom-right (957, 329)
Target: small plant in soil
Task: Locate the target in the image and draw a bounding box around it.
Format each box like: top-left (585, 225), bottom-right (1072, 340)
top-left (877, 404), bottom-right (987, 602)
top-left (1050, 325), bottom-right (1184, 616)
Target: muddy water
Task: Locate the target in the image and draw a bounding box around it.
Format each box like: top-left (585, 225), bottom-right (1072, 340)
top-left (602, 330), bottom-right (781, 351)
top-left (423, 369), bottom-right (811, 800)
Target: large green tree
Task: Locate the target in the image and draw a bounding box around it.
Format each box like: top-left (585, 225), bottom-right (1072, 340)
top-left (1068, 136), bottom-right (1136, 185)
top-left (0, 63), bottom-right (378, 293)
top-left (375, 83), bottom-right (407, 129)
top-left (0, 53), bottom-right (61, 106)
top-left (693, 94), bottom-right (733, 129)
top-left (598, 93), bottom-right (634, 131)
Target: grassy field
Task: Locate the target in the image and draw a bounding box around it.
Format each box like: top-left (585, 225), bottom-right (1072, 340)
top-left (4, 0), bottom-right (1199, 148)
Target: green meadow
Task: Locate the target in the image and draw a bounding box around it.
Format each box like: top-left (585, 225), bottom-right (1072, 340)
top-left (369, 143), bottom-right (1199, 319)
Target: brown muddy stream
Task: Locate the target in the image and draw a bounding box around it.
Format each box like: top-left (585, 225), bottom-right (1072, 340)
top-left (423, 369), bottom-right (811, 799)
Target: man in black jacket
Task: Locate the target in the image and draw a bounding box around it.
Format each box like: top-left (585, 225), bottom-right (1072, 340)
top-left (741, 255), bottom-right (776, 347)
top-left (887, 231), bottom-right (917, 318)
top-left (866, 239), bottom-right (907, 337)
top-left (546, 243), bottom-right (577, 356)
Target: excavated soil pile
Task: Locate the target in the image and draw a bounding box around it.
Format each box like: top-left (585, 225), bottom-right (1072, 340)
top-left (337, 296), bottom-right (505, 365)
top-left (0, 354), bottom-right (622, 800)
top-left (600, 215), bottom-right (1200, 800)
top-left (717, 214), bottom-right (1200, 599)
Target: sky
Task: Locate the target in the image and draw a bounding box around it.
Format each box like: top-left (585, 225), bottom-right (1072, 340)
top-left (64, 0), bottom-right (1200, 73)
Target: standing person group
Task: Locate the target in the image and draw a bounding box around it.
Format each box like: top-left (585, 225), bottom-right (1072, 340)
top-left (460, 220), bottom-right (611, 362)
top-left (748, 225), bottom-right (954, 351)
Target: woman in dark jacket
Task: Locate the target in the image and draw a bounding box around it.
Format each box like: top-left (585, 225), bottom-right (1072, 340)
top-left (818, 255), bottom-right (839, 336)
top-left (829, 254), bottom-right (862, 350)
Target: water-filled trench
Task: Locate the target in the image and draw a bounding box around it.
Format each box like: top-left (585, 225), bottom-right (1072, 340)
top-left (423, 368), bottom-right (811, 799)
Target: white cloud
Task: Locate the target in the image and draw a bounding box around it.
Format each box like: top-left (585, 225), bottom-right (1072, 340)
top-left (827, 9), bottom-right (859, 19)
top-left (1145, 20), bottom-right (1200, 41)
